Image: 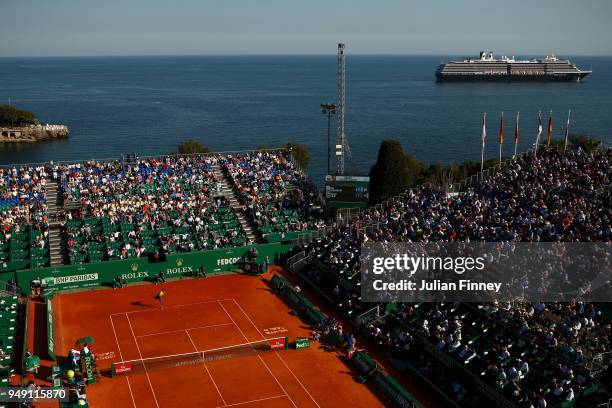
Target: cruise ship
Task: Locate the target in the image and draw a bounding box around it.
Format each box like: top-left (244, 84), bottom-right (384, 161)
top-left (435, 51), bottom-right (591, 82)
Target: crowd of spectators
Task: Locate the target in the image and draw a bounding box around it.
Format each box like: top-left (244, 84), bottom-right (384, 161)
top-left (300, 146), bottom-right (611, 408)
top-left (0, 165), bottom-right (48, 226)
top-left (38, 150), bottom-right (324, 264)
top-left (222, 151), bottom-right (324, 240)
top-left (52, 155), bottom-right (251, 263)
top-left (0, 166), bottom-right (50, 270)
top-left (0, 150), bottom-right (323, 268)
top-left (53, 156), bottom-right (221, 219)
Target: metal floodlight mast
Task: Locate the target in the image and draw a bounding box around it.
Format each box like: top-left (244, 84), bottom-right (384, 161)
top-left (336, 43), bottom-right (351, 175)
top-left (321, 103), bottom-right (336, 176)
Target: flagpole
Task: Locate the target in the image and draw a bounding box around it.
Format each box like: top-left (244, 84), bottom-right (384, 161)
top-left (481, 112), bottom-right (486, 173)
top-left (535, 111), bottom-right (542, 157)
top-left (564, 109), bottom-right (571, 152)
top-left (514, 111), bottom-right (520, 158)
top-left (499, 112), bottom-right (503, 164)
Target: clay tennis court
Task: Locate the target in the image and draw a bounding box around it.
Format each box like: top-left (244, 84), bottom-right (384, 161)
top-left (52, 271), bottom-right (389, 407)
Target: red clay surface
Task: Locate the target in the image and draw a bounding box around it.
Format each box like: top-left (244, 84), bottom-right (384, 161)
top-left (51, 271), bottom-right (389, 407)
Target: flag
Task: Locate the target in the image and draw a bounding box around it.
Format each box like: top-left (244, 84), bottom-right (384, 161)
top-left (514, 112), bottom-right (520, 157)
top-left (499, 112), bottom-right (504, 144)
top-left (515, 113), bottom-right (519, 145)
top-left (480, 112), bottom-right (487, 171)
top-left (535, 111), bottom-right (542, 156)
top-left (482, 113), bottom-right (487, 147)
top-left (537, 111), bottom-right (542, 136)
top-left (546, 111), bottom-right (553, 145)
top-left (564, 110), bottom-right (571, 151)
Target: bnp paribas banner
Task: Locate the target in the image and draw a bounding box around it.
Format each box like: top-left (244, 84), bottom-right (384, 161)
top-left (14, 243), bottom-right (283, 293)
top-left (44, 272), bottom-right (100, 289)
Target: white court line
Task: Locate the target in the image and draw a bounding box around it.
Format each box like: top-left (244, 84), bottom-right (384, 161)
top-left (110, 298), bottom-right (235, 316)
top-left (136, 323), bottom-right (234, 338)
top-left (215, 394), bottom-right (287, 408)
top-left (231, 298), bottom-right (321, 408)
top-left (125, 313), bottom-right (161, 408)
top-left (217, 301), bottom-right (298, 408)
top-left (110, 314), bottom-right (137, 408)
top-left (184, 329), bottom-right (227, 406)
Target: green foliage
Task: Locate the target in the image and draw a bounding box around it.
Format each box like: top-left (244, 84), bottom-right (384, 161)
top-left (177, 139), bottom-right (212, 154)
top-left (369, 140), bottom-right (510, 205)
top-left (0, 105), bottom-right (37, 127)
top-left (548, 138), bottom-right (566, 149)
top-left (569, 133), bottom-right (601, 153)
top-left (545, 133), bottom-right (602, 153)
top-left (369, 140), bottom-right (412, 204)
top-left (285, 141), bottom-right (310, 169)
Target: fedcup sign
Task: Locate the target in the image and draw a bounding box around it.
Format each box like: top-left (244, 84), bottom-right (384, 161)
top-left (361, 242), bottom-right (611, 302)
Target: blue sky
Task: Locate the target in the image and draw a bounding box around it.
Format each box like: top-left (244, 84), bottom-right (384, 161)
top-left (1, 0), bottom-right (611, 57)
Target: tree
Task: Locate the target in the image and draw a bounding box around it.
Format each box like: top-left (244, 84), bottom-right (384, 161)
top-left (544, 133), bottom-right (601, 153)
top-left (369, 140), bottom-right (411, 204)
top-left (285, 141), bottom-right (310, 169)
top-left (0, 105), bottom-right (37, 127)
top-left (569, 133), bottom-right (601, 153)
top-left (177, 139), bottom-right (212, 154)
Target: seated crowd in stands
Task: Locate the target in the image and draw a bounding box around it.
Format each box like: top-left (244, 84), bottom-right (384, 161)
top-left (222, 151), bottom-right (324, 240)
top-left (52, 155), bottom-right (246, 263)
top-left (0, 150), bottom-right (323, 268)
top-left (300, 146), bottom-right (611, 408)
top-left (0, 166), bottom-right (50, 270)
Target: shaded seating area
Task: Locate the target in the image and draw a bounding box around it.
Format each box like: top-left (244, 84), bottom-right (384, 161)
top-left (64, 206), bottom-right (248, 265)
top-left (0, 293), bottom-right (18, 387)
top-left (0, 224), bottom-right (49, 272)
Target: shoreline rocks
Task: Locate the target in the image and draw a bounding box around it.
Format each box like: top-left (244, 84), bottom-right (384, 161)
top-left (0, 124), bottom-right (69, 143)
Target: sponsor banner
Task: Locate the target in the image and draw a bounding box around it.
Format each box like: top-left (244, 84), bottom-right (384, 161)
top-left (52, 273), bottom-right (98, 286)
top-left (216, 257), bottom-right (240, 269)
top-left (295, 337), bottom-right (310, 350)
top-left (113, 362), bottom-right (132, 375)
top-left (81, 350), bottom-right (96, 384)
top-left (120, 271), bottom-right (150, 282)
top-left (47, 299), bottom-right (55, 359)
top-left (269, 338), bottom-right (287, 350)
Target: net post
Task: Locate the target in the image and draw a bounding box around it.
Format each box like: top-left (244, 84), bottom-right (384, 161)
top-left (284, 336), bottom-right (289, 350)
top-left (110, 363), bottom-right (116, 378)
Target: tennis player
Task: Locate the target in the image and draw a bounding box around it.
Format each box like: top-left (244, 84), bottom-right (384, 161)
top-left (154, 289), bottom-right (166, 310)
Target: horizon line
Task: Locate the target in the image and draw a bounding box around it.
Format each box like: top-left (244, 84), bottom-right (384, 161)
top-left (1, 52), bottom-right (611, 59)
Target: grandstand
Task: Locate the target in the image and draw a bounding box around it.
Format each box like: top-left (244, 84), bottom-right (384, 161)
top-left (0, 150), bottom-right (323, 271)
top-left (288, 146), bottom-right (612, 408)
top-left (1, 145), bottom-right (611, 407)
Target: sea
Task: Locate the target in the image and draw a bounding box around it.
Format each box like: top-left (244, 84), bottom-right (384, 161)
top-left (0, 55), bottom-right (610, 185)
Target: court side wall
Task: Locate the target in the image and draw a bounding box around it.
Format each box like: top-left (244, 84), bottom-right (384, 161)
top-left (2, 242), bottom-right (286, 293)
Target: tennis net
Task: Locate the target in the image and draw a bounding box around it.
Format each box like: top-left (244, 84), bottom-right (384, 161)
top-left (111, 336), bottom-right (288, 376)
